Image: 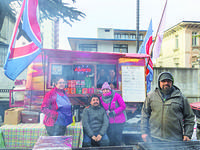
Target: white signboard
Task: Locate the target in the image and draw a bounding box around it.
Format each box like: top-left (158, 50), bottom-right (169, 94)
top-left (122, 66), bottom-right (146, 102)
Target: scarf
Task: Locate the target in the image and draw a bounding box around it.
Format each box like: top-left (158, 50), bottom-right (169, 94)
top-left (101, 90), bottom-right (115, 104)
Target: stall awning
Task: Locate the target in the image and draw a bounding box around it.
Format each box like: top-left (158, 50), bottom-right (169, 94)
top-left (41, 49), bottom-right (150, 60)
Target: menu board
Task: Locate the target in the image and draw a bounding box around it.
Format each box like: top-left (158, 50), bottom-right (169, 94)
top-left (122, 66), bottom-right (146, 102)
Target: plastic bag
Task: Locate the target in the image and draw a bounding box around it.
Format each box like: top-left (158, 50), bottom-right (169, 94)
top-left (0, 131), bottom-right (5, 148)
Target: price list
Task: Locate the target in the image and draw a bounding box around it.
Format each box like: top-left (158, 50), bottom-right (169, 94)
top-left (122, 66), bottom-right (146, 102)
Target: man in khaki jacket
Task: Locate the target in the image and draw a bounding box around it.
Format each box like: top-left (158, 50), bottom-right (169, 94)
top-left (141, 72), bottom-right (195, 142)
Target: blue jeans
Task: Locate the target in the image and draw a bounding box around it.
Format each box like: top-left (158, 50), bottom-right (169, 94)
top-left (83, 132), bottom-right (109, 147)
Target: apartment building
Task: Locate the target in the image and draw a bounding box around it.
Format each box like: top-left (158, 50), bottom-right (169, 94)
top-left (68, 28), bottom-right (147, 53)
top-left (154, 21), bottom-right (200, 68)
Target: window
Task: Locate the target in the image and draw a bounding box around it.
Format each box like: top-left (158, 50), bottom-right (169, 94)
top-left (192, 32), bottom-right (198, 46)
top-left (121, 34), bottom-right (129, 39)
top-left (175, 35), bottom-right (179, 49)
top-left (114, 33), bottom-right (121, 39)
top-left (49, 63), bottom-right (118, 89)
top-left (113, 44), bottom-right (128, 53)
top-left (50, 64), bottom-right (95, 89)
top-left (130, 34), bottom-right (136, 39)
top-left (0, 45), bottom-right (8, 66)
top-left (1, 17), bottom-right (9, 40)
top-left (79, 44), bottom-right (97, 52)
top-left (97, 64), bottom-right (117, 88)
top-left (105, 29), bottom-right (110, 32)
top-left (139, 34), bottom-right (143, 40)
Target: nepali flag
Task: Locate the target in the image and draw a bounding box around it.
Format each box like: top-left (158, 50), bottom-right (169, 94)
top-left (4, 0), bottom-right (42, 81)
top-left (138, 19), bottom-right (153, 93)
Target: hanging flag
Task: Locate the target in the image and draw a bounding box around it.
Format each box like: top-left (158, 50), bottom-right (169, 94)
top-left (4, 0), bottom-right (42, 80)
top-left (152, 0), bottom-right (167, 61)
top-left (138, 19), bottom-right (153, 93)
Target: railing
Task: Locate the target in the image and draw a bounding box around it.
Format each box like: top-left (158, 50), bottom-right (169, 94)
top-left (0, 89), bottom-right (10, 93)
top-left (0, 89), bottom-right (11, 101)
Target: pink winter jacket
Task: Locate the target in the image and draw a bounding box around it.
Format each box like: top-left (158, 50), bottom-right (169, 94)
top-left (100, 92), bottom-right (126, 124)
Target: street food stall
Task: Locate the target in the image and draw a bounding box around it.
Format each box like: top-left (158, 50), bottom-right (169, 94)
top-left (2, 49), bottom-right (150, 149)
top-left (11, 48), bottom-right (150, 114)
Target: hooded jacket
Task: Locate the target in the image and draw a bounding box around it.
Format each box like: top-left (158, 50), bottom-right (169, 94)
top-left (141, 84), bottom-right (195, 141)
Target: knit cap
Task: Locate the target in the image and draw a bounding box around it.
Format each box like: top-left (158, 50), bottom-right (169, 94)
top-left (101, 82), bottom-right (111, 90)
top-left (159, 72), bottom-right (173, 82)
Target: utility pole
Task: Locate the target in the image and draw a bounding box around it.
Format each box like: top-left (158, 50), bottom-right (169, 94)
top-left (136, 0), bottom-right (140, 53)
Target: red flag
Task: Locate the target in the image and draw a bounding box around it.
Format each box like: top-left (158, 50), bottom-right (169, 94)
top-left (138, 20), bottom-right (153, 93)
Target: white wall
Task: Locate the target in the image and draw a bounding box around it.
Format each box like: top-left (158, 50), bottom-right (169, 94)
top-left (98, 41), bottom-right (113, 52)
top-left (0, 68), bottom-right (27, 101)
top-left (151, 68), bottom-right (200, 103)
top-left (41, 19), bottom-right (54, 49)
top-left (97, 28), bottom-right (114, 39)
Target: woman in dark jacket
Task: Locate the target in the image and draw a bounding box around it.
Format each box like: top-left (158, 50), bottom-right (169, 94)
top-left (41, 77), bottom-right (72, 136)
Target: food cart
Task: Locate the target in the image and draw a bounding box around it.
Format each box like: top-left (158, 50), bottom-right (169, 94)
top-left (10, 49), bottom-right (149, 115)
top-left (6, 49), bottom-right (150, 148)
top-left (5, 49), bottom-right (200, 149)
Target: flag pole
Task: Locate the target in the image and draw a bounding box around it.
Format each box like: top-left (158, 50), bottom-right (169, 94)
top-left (145, 0), bottom-right (167, 70)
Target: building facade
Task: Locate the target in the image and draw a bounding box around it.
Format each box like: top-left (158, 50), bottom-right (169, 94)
top-left (68, 28), bottom-right (147, 53)
top-left (0, 14), bottom-right (15, 67)
top-left (154, 21), bottom-right (200, 68)
top-left (40, 19), bottom-right (56, 49)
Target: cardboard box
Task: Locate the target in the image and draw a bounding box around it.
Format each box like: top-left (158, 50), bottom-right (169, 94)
top-left (88, 88), bottom-right (94, 94)
top-left (82, 88), bottom-right (88, 94)
top-left (67, 80), bottom-right (76, 88)
top-left (4, 108), bottom-right (24, 125)
top-left (80, 80), bottom-right (85, 88)
top-left (64, 88), bottom-right (70, 94)
top-left (69, 88), bottom-right (76, 94)
top-left (76, 88), bottom-right (82, 94)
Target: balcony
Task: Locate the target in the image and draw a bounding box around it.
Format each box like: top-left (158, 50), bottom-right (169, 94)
top-left (192, 45), bottom-right (200, 49)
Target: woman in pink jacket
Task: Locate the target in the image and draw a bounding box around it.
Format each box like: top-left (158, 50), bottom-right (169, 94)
top-left (41, 77), bottom-right (72, 136)
top-left (100, 82), bottom-right (126, 146)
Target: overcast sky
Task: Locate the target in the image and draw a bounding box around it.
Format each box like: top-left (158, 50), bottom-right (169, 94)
top-left (59, 0), bottom-right (200, 49)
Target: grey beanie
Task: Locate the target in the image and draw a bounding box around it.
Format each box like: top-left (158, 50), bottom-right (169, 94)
top-left (159, 73), bottom-right (173, 82)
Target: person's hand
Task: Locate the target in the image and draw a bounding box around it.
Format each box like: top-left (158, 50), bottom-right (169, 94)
top-left (141, 134), bottom-right (149, 142)
top-left (91, 136), bottom-right (97, 141)
top-left (183, 136), bottom-right (190, 141)
top-left (109, 111), bottom-right (115, 117)
top-left (96, 134), bottom-right (102, 142)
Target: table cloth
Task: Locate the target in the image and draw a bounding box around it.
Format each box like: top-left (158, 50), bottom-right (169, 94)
top-left (0, 122), bottom-right (83, 149)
